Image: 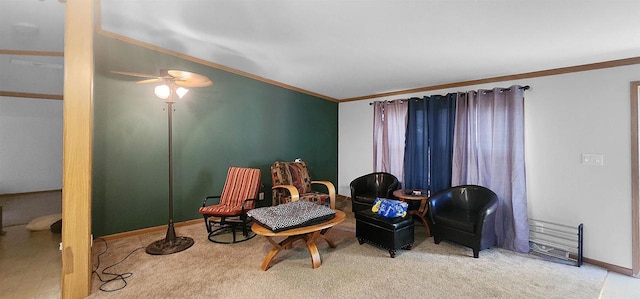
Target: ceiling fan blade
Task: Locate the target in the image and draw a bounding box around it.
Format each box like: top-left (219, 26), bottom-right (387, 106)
top-left (111, 70), bottom-right (159, 79)
top-left (114, 69), bottom-right (212, 88)
top-left (167, 70), bottom-right (212, 84)
top-left (175, 79), bottom-right (213, 88)
top-left (136, 78), bottom-right (162, 84)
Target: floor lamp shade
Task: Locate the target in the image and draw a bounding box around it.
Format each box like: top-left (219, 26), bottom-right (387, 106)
top-left (154, 84), bottom-right (189, 101)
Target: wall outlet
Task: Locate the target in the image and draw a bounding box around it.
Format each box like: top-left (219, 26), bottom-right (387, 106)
top-left (259, 192), bottom-right (264, 200)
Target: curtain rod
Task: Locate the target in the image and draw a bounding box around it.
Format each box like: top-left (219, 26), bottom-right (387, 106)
top-left (369, 85), bottom-right (530, 105)
top-left (368, 99), bottom-right (406, 105)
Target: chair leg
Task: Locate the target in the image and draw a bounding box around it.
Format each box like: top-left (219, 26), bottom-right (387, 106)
top-left (473, 249), bottom-right (479, 258)
top-left (203, 216), bottom-right (211, 233)
top-left (231, 224), bottom-right (237, 243)
top-left (241, 214), bottom-right (249, 237)
top-left (206, 215), bottom-right (256, 244)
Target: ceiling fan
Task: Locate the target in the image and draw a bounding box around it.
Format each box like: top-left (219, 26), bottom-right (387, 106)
top-left (112, 69), bottom-right (213, 88)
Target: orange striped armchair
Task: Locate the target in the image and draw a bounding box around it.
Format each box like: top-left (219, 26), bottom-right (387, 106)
top-left (199, 167), bottom-right (262, 244)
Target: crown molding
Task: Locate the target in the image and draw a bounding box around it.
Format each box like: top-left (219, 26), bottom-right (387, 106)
top-left (0, 49), bottom-right (64, 56)
top-left (340, 56), bottom-right (640, 102)
top-left (0, 91), bottom-right (63, 100)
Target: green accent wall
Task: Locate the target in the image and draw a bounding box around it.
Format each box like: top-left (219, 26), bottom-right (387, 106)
top-left (92, 35), bottom-right (338, 237)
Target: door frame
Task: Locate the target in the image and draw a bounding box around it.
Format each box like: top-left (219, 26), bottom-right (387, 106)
top-left (630, 81), bottom-right (640, 277)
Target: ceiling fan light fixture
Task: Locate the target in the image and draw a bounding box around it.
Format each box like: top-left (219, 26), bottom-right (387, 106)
top-left (176, 87), bottom-right (189, 99)
top-left (154, 84), bottom-right (170, 100)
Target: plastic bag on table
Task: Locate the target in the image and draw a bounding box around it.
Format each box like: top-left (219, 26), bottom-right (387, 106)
top-left (371, 198), bottom-right (408, 218)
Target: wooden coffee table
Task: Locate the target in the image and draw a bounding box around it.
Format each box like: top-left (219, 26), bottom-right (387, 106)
top-left (393, 189), bottom-right (431, 237)
top-left (251, 210), bottom-right (346, 270)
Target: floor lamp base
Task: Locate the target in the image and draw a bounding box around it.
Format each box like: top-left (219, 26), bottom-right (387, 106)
top-left (146, 221), bottom-right (194, 255)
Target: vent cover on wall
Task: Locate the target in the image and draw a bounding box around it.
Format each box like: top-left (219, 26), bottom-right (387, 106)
top-left (528, 219), bottom-right (583, 267)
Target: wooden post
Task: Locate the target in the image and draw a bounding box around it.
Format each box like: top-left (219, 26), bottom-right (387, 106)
top-left (61, 0), bottom-right (94, 297)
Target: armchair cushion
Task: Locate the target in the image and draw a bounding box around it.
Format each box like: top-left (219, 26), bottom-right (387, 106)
top-left (298, 192), bottom-right (331, 205)
top-left (248, 200), bottom-right (336, 232)
top-left (353, 193), bottom-right (378, 204)
top-left (432, 209), bottom-right (476, 233)
top-left (199, 167), bottom-right (261, 216)
top-left (271, 161), bottom-right (312, 193)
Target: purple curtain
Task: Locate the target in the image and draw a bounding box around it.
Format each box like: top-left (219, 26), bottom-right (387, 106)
top-left (373, 100), bottom-right (408, 183)
top-left (451, 85), bottom-right (529, 253)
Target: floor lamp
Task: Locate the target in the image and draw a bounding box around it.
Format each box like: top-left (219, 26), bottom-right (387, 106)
top-left (145, 82), bottom-right (195, 255)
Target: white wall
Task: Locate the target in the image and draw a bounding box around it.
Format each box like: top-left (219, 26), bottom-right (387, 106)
top-left (338, 64), bottom-right (640, 269)
top-left (0, 97), bottom-right (63, 194)
top-left (338, 99), bottom-right (374, 196)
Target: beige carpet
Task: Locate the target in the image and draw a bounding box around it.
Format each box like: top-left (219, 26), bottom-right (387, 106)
top-left (89, 213), bottom-right (606, 299)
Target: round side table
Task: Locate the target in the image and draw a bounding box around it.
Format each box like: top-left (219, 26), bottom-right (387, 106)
top-left (392, 189), bottom-right (431, 237)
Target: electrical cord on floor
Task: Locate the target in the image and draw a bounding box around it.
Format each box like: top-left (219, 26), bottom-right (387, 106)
top-left (92, 238), bottom-right (145, 292)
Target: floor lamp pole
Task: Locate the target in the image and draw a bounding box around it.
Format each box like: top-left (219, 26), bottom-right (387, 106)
top-left (146, 98), bottom-right (195, 255)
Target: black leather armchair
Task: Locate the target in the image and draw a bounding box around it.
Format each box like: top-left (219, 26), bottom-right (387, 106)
top-left (427, 185), bottom-right (498, 258)
top-left (350, 172), bottom-right (399, 214)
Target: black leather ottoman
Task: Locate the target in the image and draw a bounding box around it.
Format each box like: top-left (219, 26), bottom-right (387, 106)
top-left (355, 209), bottom-right (414, 258)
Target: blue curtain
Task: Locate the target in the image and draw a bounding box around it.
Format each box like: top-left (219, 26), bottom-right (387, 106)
top-left (403, 94), bottom-right (456, 194)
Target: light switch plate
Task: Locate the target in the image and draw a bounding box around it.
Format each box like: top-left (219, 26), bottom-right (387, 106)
top-left (582, 153), bottom-right (604, 166)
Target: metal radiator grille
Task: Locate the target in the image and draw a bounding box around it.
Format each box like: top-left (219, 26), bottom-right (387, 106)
top-left (528, 219), bottom-right (583, 267)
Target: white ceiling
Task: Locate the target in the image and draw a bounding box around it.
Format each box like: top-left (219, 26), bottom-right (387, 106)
top-left (1, 0), bottom-right (65, 95)
top-left (3, 0), bottom-right (640, 100)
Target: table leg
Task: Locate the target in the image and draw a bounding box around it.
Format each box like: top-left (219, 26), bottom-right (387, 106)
top-left (259, 227), bottom-right (339, 270)
top-left (417, 215), bottom-right (431, 237)
top-left (303, 230), bottom-right (322, 269)
top-left (416, 199), bottom-right (431, 237)
top-left (408, 211), bottom-right (431, 237)
top-left (261, 235), bottom-right (304, 271)
top-left (319, 228), bottom-right (337, 248)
